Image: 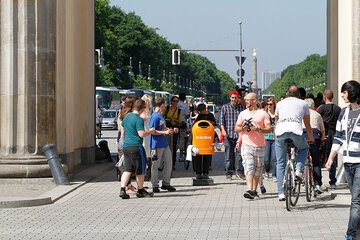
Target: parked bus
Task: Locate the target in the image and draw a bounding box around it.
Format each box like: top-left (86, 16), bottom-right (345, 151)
top-left (96, 86), bottom-right (120, 109)
top-left (155, 90), bottom-right (172, 106)
top-left (261, 94), bottom-right (275, 101)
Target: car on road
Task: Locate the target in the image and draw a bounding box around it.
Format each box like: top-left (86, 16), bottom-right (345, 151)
top-left (101, 109), bottom-right (118, 130)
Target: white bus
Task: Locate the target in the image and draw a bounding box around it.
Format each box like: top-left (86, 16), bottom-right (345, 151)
top-left (96, 86), bottom-right (120, 109)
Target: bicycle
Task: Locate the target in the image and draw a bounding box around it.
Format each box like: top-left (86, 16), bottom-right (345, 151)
top-left (284, 139), bottom-right (301, 211)
top-left (304, 149), bottom-right (317, 202)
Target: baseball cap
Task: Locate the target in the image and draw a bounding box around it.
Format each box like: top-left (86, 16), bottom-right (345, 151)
top-left (230, 90), bottom-right (239, 97)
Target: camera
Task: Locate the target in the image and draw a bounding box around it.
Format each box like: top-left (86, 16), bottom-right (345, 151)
top-left (242, 118), bottom-right (253, 132)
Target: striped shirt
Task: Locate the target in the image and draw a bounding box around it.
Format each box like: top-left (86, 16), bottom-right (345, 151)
top-left (219, 103), bottom-right (245, 139)
top-left (331, 105), bottom-right (360, 163)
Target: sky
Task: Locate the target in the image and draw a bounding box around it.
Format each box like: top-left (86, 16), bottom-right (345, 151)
top-left (110, 0), bottom-right (326, 89)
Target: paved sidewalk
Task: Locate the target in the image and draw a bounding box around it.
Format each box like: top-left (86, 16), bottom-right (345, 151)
top-left (0, 151), bottom-right (352, 240)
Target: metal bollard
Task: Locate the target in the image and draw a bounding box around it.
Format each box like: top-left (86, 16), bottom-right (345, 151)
top-left (43, 144), bottom-right (70, 185)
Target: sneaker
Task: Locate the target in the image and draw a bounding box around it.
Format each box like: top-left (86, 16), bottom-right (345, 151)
top-left (236, 172), bottom-right (246, 180)
top-left (345, 235), bottom-right (353, 240)
top-left (203, 174), bottom-right (210, 179)
top-left (136, 189), bottom-right (154, 198)
top-left (295, 169), bottom-right (303, 181)
top-left (315, 185), bottom-right (324, 194)
top-left (278, 193), bottom-right (285, 201)
top-left (226, 175), bottom-right (232, 181)
top-left (126, 184), bottom-right (138, 195)
top-left (273, 176), bottom-right (277, 182)
top-left (264, 172), bottom-right (270, 180)
top-left (260, 185), bottom-right (267, 194)
top-left (330, 184), bottom-right (336, 190)
top-left (243, 190), bottom-right (255, 200)
top-left (120, 189), bottom-right (130, 199)
top-left (161, 185), bottom-right (176, 192)
top-left (252, 191), bottom-right (260, 199)
top-left (152, 187), bottom-right (160, 193)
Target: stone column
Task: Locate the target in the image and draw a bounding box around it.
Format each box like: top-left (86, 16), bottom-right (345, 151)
top-left (0, 0), bottom-right (56, 177)
top-left (337, 0), bottom-right (360, 107)
top-left (327, 0), bottom-right (338, 103)
top-left (0, 0), bottom-right (95, 178)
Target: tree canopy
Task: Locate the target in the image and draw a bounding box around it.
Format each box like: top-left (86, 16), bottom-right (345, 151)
top-left (95, 0), bottom-right (236, 104)
top-left (263, 54), bottom-right (327, 99)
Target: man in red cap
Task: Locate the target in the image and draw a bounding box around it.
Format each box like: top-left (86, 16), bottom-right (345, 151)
top-left (219, 90), bottom-right (245, 180)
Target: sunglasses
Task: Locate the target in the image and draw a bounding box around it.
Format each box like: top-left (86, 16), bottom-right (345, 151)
top-left (172, 100), bottom-right (179, 103)
top-left (267, 103), bottom-right (273, 106)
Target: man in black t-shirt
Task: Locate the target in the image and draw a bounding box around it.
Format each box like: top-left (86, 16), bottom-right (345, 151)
top-left (317, 89), bottom-right (341, 188)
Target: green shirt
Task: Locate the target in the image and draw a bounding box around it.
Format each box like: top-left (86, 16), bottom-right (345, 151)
top-left (121, 112), bottom-right (145, 147)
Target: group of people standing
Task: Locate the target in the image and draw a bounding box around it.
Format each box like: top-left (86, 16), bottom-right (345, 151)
top-left (115, 80), bottom-right (360, 239)
top-left (220, 80), bottom-right (360, 239)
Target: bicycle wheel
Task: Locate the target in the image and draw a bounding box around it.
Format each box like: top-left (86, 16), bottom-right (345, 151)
top-left (284, 163), bottom-right (292, 211)
top-left (305, 164), bottom-right (312, 202)
top-left (290, 174), bottom-right (301, 207)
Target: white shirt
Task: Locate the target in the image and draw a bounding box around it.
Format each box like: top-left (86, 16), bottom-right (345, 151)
top-left (275, 97), bottom-right (310, 136)
top-left (177, 100), bottom-right (190, 122)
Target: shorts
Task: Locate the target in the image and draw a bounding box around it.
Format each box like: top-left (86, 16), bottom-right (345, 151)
top-left (177, 128), bottom-right (187, 150)
top-left (241, 145), bottom-right (266, 178)
top-left (122, 146), bottom-right (147, 175)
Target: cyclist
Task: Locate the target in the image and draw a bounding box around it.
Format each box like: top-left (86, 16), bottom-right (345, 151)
top-left (302, 98), bottom-right (326, 194)
top-left (275, 86), bottom-right (314, 201)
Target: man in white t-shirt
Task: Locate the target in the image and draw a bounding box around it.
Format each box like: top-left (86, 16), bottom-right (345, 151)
top-left (177, 93), bottom-right (190, 161)
top-left (275, 86), bottom-right (314, 201)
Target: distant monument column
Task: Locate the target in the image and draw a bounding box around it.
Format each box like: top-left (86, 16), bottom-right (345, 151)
top-left (252, 49), bottom-right (258, 91)
top-left (0, 0), bottom-right (95, 178)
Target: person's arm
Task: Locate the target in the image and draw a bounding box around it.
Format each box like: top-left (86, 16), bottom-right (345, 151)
top-left (251, 113), bottom-right (272, 133)
top-left (234, 114), bottom-right (243, 133)
top-left (325, 150), bottom-right (338, 171)
top-left (138, 128), bottom-right (155, 138)
top-left (120, 125), bottom-right (125, 142)
top-left (219, 106), bottom-right (228, 136)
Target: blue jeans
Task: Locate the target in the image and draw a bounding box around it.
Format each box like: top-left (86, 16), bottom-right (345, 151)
top-left (225, 137), bottom-right (241, 176)
top-left (327, 129), bottom-right (337, 185)
top-left (275, 133), bottom-right (309, 194)
top-left (264, 140), bottom-right (276, 177)
top-left (344, 163), bottom-right (360, 237)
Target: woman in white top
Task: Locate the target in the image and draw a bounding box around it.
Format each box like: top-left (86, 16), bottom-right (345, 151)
top-left (141, 94), bottom-right (153, 158)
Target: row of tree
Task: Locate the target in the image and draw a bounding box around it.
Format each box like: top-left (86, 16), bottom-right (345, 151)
top-left (263, 54), bottom-right (327, 99)
top-left (95, 0), bottom-right (236, 104)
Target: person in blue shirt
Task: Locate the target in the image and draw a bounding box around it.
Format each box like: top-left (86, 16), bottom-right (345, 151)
top-left (150, 97), bottom-right (178, 193)
top-left (119, 99), bottom-right (155, 199)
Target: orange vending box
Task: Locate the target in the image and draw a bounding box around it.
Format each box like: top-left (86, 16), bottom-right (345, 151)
top-left (192, 120), bottom-right (215, 155)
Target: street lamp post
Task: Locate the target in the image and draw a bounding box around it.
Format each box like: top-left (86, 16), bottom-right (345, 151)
top-left (138, 61), bottom-right (143, 79)
top-left (162, 70), bottom-right (166, 84)
top-left (128, 57), bottom-right (134, 77)
top-left (147, 65), bottom-right (152, 81)
top-left (239, 21), bottom-right (243, 87)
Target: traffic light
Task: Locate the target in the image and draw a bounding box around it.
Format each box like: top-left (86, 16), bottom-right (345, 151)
top-left (172, 49), bottom-right (180, 65)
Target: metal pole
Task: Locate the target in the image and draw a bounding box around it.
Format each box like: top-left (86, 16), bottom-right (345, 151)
top-left (239, 21), bottom-right (243, 87)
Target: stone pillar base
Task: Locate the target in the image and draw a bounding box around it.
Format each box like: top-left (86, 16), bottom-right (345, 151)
top-left (0, 157), bottom-right (68, 178)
